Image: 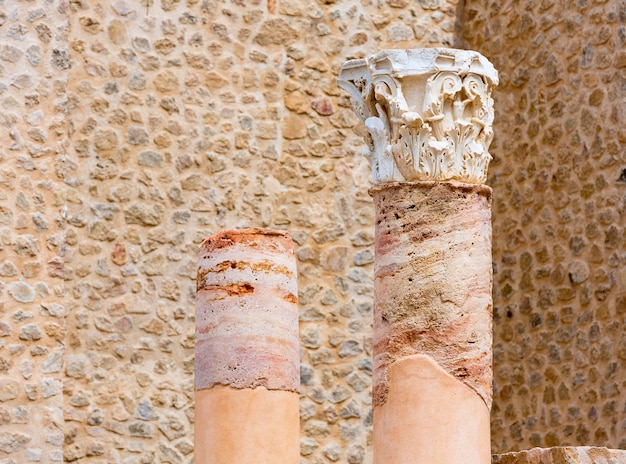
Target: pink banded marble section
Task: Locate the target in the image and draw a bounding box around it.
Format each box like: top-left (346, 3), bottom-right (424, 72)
top-left (195, 228), bottom-right (299, 392)
top-left (372, 181), bottom-right (493, 408)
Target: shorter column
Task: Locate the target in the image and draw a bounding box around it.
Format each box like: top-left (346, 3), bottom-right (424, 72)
top-left (195, 228), bottom-right (300, 464)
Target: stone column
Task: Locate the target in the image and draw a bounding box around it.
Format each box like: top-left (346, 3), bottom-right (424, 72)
top-left (195, 228), bottom-right (300, 464)
top-left (339, 49), bottom-right (498, 464)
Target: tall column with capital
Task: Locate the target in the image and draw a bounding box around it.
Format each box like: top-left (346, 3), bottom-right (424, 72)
top-left (340, 49), bottom-right (498, 464)
top-left (194, 228), bottom-right (300, 464)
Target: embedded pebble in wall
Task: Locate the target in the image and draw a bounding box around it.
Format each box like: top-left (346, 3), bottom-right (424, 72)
top-left (0, 378), bottom-right (20, 402)
top-left (0, 261), bottom-right (18, 277)
top-left (7, 282), bottom-right (35, 303)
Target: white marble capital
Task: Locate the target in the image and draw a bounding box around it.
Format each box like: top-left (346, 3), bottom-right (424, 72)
top-left (339, 48), bottom-right (498, 184)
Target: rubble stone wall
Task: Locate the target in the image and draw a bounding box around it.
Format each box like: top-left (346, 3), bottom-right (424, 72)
top-left (0, 1), bottom-right (69, 462)
top-left (0, 1), bottom-right (461, 463)
top-left (4, 0), bottom-right (625, 462)
top-left (462, 0), bottom-right (626, 454)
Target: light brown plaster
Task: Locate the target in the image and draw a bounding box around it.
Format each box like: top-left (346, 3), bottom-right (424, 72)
top-left (195, 385), bottom-right (299, 464)
top-left (374, 354), bottom-right (491, 464)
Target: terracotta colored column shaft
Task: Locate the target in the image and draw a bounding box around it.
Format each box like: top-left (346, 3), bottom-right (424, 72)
top-left (372, 181), bottom-right (493, 464)
top-left (195, 228), bottom-right (300, 464)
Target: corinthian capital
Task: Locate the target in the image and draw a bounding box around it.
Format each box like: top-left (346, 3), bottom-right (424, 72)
top-left (339, 48), bottom-right (498, 184)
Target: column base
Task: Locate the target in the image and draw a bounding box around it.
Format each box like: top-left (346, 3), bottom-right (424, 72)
top-left (492, 447), bottom-right (626, 463)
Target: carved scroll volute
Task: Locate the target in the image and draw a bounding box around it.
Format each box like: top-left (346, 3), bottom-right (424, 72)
top-left (337, 59), bottom-right (373, 125)
top-left (338, 48), bottom-right (499, 185)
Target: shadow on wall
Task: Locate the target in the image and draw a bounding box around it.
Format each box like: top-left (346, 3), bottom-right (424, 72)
top-left (462, 0), bottom-right (626, 454)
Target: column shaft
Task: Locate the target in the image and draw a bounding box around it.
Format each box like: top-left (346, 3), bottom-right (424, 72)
top-left (372, 181), bottom-right (493, 464)
top-left (194, 228), bottom-right (299, 464)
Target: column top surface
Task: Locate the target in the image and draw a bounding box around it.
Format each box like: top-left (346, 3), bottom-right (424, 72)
top-left (340, 48), bottom-right (498, 85)
top-left (199, 228), bottom-right (293, 254)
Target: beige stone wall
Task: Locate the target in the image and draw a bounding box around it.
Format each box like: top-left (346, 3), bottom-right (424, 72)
top-left (0, 1), bottom-right (69, 462)
top-left (0, 1), bottom-right (462, 463)
top-left (462, 0), bottom-right (626, 454)
top-left (10, 0), bottom-right (626, 461)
